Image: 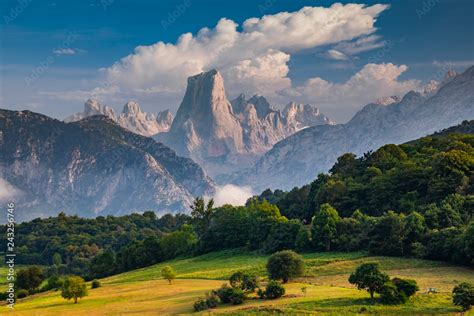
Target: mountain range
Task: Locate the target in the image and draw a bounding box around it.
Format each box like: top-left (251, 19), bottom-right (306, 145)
top-left (2, 65), bottom-right (473, 221)
top-left (235, 66), bottom-right (474, 191)
top-left (0, 110), bottom-right (214, 222)
top-left (156, 69), bottom-right (333, 178)
top-left (65, 99), bottom-right (174, 137)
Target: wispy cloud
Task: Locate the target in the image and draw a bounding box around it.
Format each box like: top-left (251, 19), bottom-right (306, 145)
top-left (321, 49), bottom-right (350, 61)
top-left (52, 48), bottom-right (86, 56)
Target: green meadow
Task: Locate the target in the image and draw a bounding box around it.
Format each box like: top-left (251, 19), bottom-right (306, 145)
top-left (1, 250), bottom-right (473, 315)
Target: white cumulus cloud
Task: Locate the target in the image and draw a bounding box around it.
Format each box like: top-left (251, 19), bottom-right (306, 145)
top-left (213, 184), bottom-right (254, 207)
top-left (102, 4), bottom-right (389, 98)
top-left (283, 63), bottom-right (421, 120)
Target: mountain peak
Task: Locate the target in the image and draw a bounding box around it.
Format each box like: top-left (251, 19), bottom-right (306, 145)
top-left (84, 99), bottom-right (102, 115)
top-left (166, 69), bottom-right (244, 158)
top-left (374, 95), bottom-right (402, 106)
top-left (122, 101), bottom-right (141, 115)
top-left (247, 95), bottom-right (272, 118)
top-left (444, 69), bottom-right (459, 81)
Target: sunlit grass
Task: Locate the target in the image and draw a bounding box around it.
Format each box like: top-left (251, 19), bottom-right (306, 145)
top-left (1, 250), bottom-right (473, 315)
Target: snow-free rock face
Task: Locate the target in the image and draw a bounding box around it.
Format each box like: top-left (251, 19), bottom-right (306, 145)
top-left (0, 109), bottom-right (214, 222)
top-left (165, 69), bottom-right (245, 157)
top-left (157, 69), bottom-right (333, 178)
top-left (65, 99), bottom-right (118, 122)
top-left (283, 102), bottom-right (333, 130)
top-left (118, 102), bottom-right (173, 136)
top-left (65, 99), bottom-right (173, 137)
top-left (236, 66), bottom-right (474, 191)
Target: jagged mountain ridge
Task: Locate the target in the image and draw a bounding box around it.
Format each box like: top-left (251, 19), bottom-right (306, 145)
top-left (236, 66), bottom-right (474, 191)
top-left (156, 69), bottom-right (332, 178)
top-left (65, 99), bottom-right (173, 137)
top-left (0, 109), bottom-right (214, 222)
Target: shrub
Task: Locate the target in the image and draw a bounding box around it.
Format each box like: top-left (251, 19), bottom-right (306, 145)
top-left (267, 250), bottom-right (305, 283)
top-left (193, 298), bottom-right (208, 311)
top-left (42, 275), bottom-right (64, 291)
top-left (229, 271), bottom-right (259, 293)
top-left (265, 280), bottom-right (286, 299)
top-left (229, 288), bottom-right (246, 305)
top-left (0, 292), bottom-right (8, 301)
top-left (379, 281), bottom-right (407, 305)
top-left (452, 282), bottom-right (474, 311)
top-left (91, 279), bottom-right (101, 289)
top-left (349, 263), bottom-right (389, 299)
top-left (205, 292), bottom-right (219, 308)
top-left (392, 278), bottom-right (418, 298)
top-left (16, 289), bottom-right (28, 299)
top-left (216, 284), bottom-right (234, 303)
top-left (257, 288), bottom-right (266, 299)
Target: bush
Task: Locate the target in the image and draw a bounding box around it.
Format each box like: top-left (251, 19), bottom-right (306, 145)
top-left (193, 298), bottom-right (208, 311)
top-left (0, 292), bottom-right (9, 301)
top-left (91, 279), bottom-right (101, 289)
top-left (229, 288), bottom-right (246, 305)
top-left (205, 292), bottom-right (219, 308)
top-left (215, 284), bottom-right (234, 303)
top-left (16, 289), bottom-right (28, 299)
top-left (452, 282), bottom-right (474, 311)
top-left (392, 278), bottom-right (418, 297)
top-left (229, 271), bottom-right (259, 293)
top-left (42, 275), bottom-right (64, 291)
top-left (264, 280), bottom-right (285, 299)
top-left (379, 282), bottom-right (407, 305)
top-left (267, 250), bottom-right (305, 283)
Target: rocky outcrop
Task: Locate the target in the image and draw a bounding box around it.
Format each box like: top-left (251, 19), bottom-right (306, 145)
top-left (156, 70), bottom-right (333, 178)
top-left (0, 109), bottom-right (214, 222)
top-left (236, 66), bottom-right (474, 191)
top-left (65, 100), bottom-right (173, 137)
top-left (282, 102), bottom-right (333, 130)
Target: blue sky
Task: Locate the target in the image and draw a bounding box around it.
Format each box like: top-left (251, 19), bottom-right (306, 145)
top-left (1, 0), bottom-right (473, 122)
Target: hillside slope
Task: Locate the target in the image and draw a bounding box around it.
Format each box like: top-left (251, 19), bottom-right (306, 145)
top-left (0, 110), bottom-right (214, 221)
top-left (2, 250), bottom-right (472, 315)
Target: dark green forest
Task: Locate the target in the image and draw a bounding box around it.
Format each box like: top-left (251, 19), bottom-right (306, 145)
top-left (2, 121), bottom-right (473, 281)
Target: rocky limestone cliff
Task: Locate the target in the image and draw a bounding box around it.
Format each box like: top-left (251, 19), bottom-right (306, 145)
top-left (65, 99), bottom-right (173, 137)
top-left (157, 70), bottom-right (333, 178)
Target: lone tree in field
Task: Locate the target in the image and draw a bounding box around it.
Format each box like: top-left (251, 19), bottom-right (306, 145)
top-left (452, 282), bottom-right (474, 311)
top-left (161, 266), bottom-right (176, 285)
top-left (267, 250), bottom-right (305, 283)
top-left (61, 276), bottom-right (88, 303)
top-left (349, 263), bottom-right (389, 299)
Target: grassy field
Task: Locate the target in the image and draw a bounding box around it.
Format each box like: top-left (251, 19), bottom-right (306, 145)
top-left (1, 250), bottom-right (473, 315)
